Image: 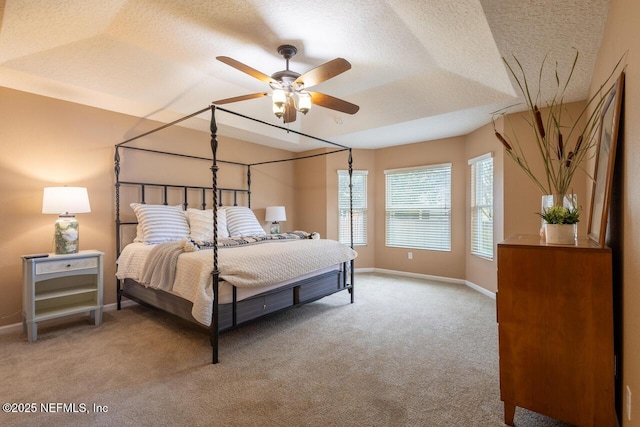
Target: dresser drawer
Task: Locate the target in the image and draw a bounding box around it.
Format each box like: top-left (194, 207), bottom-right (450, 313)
top-left (35, 257), bottom-right (98, 275)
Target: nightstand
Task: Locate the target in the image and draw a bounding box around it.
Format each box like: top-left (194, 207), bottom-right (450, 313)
top-left (22, 250), bottom-right (104, 342)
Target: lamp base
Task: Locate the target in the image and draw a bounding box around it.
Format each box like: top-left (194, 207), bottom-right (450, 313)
top-left (54, 215), bottom-right (79, 254)
top-left (270, 222), bottom-right (281, 234)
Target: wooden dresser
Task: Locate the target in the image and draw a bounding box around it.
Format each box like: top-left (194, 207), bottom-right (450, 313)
top-left (497, 234), bottom-right (615, 426)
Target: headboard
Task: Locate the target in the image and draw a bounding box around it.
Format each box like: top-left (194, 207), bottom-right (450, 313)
top-left (114, 145), bottom-right (251, 255)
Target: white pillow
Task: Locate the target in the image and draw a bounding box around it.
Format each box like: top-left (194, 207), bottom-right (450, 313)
top-left (130, 203), bottom-right (190, 244)
top-left (133, 223), bottom-right (144, 243)
top-left (187, 208), bottom-right (229, 243)
top-left (225, 206), bottom-right (266, 237)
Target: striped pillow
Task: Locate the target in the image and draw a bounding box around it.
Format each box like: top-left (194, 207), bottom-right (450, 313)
top-left (225, 206), bottom-right (266, 237)
top-left (187, 208), bottom-right (229, 243)
top-left (130, 203), bottom-right (190, 244)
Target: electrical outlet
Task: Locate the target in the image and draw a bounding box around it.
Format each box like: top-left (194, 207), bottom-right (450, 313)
top-left (408, 252), bottom-right (413, 260)
top-left (627, 385), bottom-right (632, 421)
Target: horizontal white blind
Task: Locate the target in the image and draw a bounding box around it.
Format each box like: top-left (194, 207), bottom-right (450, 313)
top-left (338, 170), bottom-right (367, 246)
top-left (385, 164), bottom-right (451, 251)
top-left (470, 155), bottom-right (493, 259)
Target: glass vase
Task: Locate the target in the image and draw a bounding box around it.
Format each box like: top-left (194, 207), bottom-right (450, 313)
top-left (540, 194), bottom-right (578, 244)
top-left (541, 194), bottom-right (577, 212)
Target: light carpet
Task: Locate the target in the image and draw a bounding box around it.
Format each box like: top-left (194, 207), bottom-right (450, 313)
top-left (0, 273), bottom-right (572, 426)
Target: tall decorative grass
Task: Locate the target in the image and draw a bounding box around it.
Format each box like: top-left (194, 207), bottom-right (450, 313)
top-left (493, 51), bottom-right (625, 197)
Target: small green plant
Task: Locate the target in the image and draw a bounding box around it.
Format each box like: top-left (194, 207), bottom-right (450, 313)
top-left (538, 205), bottom-right (580, 224)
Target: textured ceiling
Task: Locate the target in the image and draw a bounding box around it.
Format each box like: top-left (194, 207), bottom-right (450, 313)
top-left (0, 0), bottom-right (609, 151)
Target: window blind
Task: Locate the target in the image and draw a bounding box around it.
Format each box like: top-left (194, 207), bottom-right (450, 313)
top-left (384, 163), bottom-right (451, 251)
top-left (338, 170), bottom-right (367, 246)
top-left (469, 154), bottom-right (493, 259)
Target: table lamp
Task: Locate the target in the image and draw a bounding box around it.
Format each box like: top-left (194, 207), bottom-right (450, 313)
top-left (42, 187), bottom-right (91, 254)
top-left (265, 206), bottom-right (286, 234)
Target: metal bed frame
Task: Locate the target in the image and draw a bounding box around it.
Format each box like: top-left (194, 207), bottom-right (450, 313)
top-left (114, 105), bottom-right (355, 363)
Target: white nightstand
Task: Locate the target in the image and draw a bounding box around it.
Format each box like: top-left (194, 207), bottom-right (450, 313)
top-left (22, 250), bottom-right (104, 342)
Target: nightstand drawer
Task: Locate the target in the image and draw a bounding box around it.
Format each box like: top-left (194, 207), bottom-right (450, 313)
top-left (35, 257), bottom-right (98, 275)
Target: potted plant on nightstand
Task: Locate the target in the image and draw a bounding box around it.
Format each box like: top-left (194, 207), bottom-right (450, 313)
top-left (538, 205), bottom-right (580, 244)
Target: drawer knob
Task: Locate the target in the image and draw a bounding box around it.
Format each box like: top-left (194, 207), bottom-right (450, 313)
top-left (66, 264), bottom-right (71, 268)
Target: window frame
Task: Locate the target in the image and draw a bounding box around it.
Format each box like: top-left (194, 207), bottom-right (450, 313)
top-left (338, 169), bottom-right (368, 246)
top-left (384, 163), bottom-right (452, 251)
top-left (469, 152), bottom-right (494, 260)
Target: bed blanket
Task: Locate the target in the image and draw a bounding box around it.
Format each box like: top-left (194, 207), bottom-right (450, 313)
top-left (139, 238), bottom-right (198, 290)
top-left (140, 231), bottom-right (316, 290)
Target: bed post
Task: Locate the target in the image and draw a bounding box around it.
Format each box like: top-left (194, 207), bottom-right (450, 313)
top-left (247, 165), bottom-right (252, 208)
top-left (115, 146), bottom-right (123, 310)
top-left (210, 105), bottom-right (220, 364)
top-left (348, 149), bottom-right (355, 304)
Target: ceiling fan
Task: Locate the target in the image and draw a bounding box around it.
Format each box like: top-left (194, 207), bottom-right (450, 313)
top-left (213, 45), bottom-right (360, 124)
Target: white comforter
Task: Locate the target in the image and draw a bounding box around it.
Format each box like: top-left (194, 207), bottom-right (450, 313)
top-left (116, 239), bottom-right (357, 325)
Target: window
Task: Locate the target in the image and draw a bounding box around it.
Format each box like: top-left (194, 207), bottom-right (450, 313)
top-left (338, 170), bottom-right (367, 246)
top-left (385, 164), bottom-right (451, 251)
top-left (469, 153), bottom-right (494, 259)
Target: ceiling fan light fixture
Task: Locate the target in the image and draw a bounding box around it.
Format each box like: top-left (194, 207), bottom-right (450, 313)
top-left (272, 88), bottom-right (286, 107)
top-left (272, 101), bottom-right (285, 118)
top-left (272, 88), bottom-right (286, 118)
top-left (297, 92), bottom-right (311, 115)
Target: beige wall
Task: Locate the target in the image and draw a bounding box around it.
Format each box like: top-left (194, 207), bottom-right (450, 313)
top-left (373, 137), bottom-right (468, 280)
top-left (591, 0), bottom-right (640, 424)
top-left (324, 148), bottom-right (376, 268)
top-left (465, 122), bottom-right (504, 292)
top-left (294, 149), bottom-right (328, 236)
top-left (293, 148), bottom-right (375, 269)
top-left (0, 87), bottom-right (298, 328)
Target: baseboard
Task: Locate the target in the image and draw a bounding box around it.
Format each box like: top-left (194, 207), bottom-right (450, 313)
top-left (366, 268), bottom-right (495, 299)
top-left (371, 268), bottom-right (466, 285)
top-left (464, 280), bottom-right (496, 300)
top-left (0, 299), bottom-right (138, 336)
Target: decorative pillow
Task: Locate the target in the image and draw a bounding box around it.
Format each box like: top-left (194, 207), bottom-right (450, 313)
top-left (187, 208), bottom-right (229, 243)
top-left (133, 223), bottom-right (144, 243)
top-left (130, 203), bottom-right (190, 244)
top-left (225, 206), bottom-right (266, 237)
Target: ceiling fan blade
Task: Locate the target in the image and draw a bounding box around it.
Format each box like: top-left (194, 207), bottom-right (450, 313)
top-left (216, 56), bottom-right (276, 85)
top-left (308, 91), bottom-right (360, 115)
top-left (212, 92), bottom-right (268, 105)
top-left (283, 96), bottom-right (297, 123)
top-left (294, 58), bottom-right (351, 88)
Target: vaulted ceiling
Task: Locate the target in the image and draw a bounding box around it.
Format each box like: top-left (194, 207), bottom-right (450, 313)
top-left (0, 0), bottom-right (609, 151)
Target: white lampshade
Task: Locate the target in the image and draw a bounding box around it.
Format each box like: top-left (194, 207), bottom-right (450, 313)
top-left (265, 206), bottom-right (286, 222)
top-left (272, 89), bottom-right (286, 118)
top-left (297, 92), bottom-right (311, 114)
top-left (42, 187), bottom-right (91, 215)
top-left (272, 89), bottom-right (286, 107)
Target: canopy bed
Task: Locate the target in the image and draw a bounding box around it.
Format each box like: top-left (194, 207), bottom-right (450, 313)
top-left (114, 105), bottom-right (356, 364)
